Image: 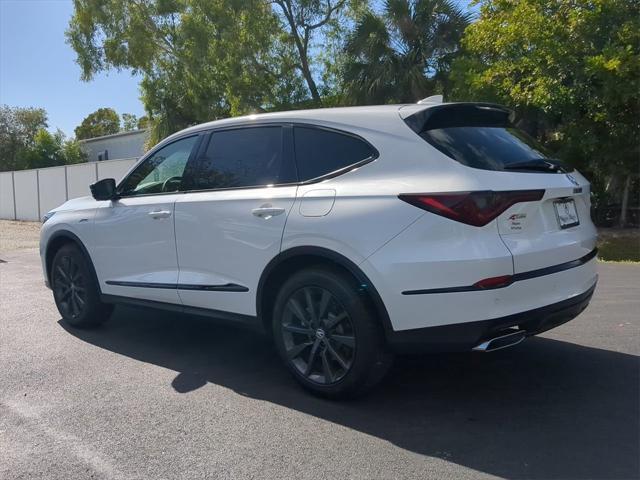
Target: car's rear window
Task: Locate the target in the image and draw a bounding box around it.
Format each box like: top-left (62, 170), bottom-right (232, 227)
top-left (404, 104), bottom-right (568, 173)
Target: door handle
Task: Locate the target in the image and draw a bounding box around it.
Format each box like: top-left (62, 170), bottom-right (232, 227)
top-left (252, 206), bottom-right (285, 219)
top-left (148, 210), bottom-right (172, 219)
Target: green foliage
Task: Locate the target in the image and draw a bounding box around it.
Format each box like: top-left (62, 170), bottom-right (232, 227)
top-left (61, 137), bottom-right (87, 165)
top-left (0, 105), bottom-right (48, 171)
top-left (0, 105), bottom-right (86, 171)
top-left (67, 0), bottom-right (308, 146)
top-left (342, 0), bottom-right (471, 104)
top-left (451, 0), bottom-right (640, 181)
top-left (18, 129), bottom-right (87, 169)
top-left (121, 113), bottom-right (140, 131)
top-left (136, 115), bottom-right (150, 130)
top-left (74, 107), bottom-right (121, 140)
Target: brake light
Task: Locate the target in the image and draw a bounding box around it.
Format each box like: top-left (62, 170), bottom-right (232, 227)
top-left (398, 190), bottom-right (544, 227)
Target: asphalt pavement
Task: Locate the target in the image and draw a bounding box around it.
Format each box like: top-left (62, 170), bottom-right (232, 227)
top-left (1, 248), bottom-right (638, 480)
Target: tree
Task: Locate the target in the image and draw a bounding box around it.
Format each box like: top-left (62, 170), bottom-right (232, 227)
top-left (342, 0), bottom-right (471, 105)
top-left (74, 108), bottom-right (120, 140)
top-left (121, 113), bottom-right (139, 131)
top-left (18, 129), bottom-right (87, 169)
top-left (136, 115), bottom-right (150, 130)
top-left (451, 0), bottom-right (640, 226)
top-left (0, 105), bottom-right (48, 171)
top-left (271, 0), bottom-right (359, 104)
top-left (67, 0), bottom-right (307, 146)
top-left (0, 105), bottom-right (86, 171)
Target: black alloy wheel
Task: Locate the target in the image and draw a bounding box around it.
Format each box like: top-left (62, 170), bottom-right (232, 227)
top-left (273, 267), bottom-right (393, 398)
top-left (280, 286), bottom-right (356, 385)
top-left (53, 253), bottom-right (87, 320)
top-left (51, 243), bottom-right (113, 328)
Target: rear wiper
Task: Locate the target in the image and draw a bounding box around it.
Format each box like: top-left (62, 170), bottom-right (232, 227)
top-left (504, 160), bottom-right (566, 173)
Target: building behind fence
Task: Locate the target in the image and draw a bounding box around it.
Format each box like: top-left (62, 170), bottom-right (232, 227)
top-left (0, 157), bottom-right (138, 221)
top-left (79, 129), bottom-right (148, 162)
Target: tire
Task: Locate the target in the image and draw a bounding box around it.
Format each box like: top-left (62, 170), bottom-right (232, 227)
top-left (272, 266), bottom-right (393, 399)
top-left (51, 243), bottom-right (113, 328)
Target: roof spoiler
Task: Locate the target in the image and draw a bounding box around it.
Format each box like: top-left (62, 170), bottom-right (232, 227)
top-left (417, 95), bottom-right (443, 104)
top-left (404, 102), bottom-right (515, 134)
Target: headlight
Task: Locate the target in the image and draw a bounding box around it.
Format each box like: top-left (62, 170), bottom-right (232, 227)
top-left (42, 211), bottom-right (56, 224)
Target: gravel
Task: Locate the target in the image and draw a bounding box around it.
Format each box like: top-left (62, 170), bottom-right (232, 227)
top-left (0, 220), bottom-right (40, 254)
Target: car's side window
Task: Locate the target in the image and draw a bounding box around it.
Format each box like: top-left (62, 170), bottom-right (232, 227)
top-left (293, 126), bottom-right (376, 182)
top-left (119, 136), bottom-right (199, 196)
top-left (193, 126), bottom-right (296, 190)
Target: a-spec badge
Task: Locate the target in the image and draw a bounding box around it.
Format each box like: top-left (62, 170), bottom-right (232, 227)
top-left (566, 174), bottom-right (579, 186)
top-left (508, 213), bottom-right (526, 231)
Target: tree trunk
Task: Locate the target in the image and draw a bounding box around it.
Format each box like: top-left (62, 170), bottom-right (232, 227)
top-left (300, 59), bottom-right (321, 104)
top-left (275, 0), bottom-right (322, 105)
top-left (618, 175), bottom-right (631, 228)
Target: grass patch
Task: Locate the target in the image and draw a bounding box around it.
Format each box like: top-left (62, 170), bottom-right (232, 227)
top-left (597, 229), bottom-right (640, 263)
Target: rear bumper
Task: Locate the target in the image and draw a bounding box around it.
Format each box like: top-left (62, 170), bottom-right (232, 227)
top-left (387, 281), bottom-right (596, 354)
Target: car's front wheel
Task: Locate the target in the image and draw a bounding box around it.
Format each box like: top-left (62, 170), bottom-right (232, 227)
top-left (272, 267), bottom-right (392, 398)
top-left (51, 243), bottom-right (113, 328)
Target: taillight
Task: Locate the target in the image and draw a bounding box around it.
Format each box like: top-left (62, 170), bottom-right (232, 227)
top-left (398, 190), bottom-right (544, 227)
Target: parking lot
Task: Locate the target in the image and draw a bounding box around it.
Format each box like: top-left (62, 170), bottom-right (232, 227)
top-left (1, 223), bottom-right (638, 480)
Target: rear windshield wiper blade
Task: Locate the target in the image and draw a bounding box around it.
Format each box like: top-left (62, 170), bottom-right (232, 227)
top-left (503, 160), bottom-right (566, 173)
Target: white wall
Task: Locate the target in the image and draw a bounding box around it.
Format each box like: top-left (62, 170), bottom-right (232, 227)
top-left (66, 163), bottom-right (97, 200)
top-left (13, 170), bottom-right (39, 221)
top-left (0, 157), bottom-right (138, 221)
top-left (97, 158), bottom-right (135, 182)
top-left (0, 172), bottom-right (15, 219)
top-left (38, 167), bottom-right (67, 217)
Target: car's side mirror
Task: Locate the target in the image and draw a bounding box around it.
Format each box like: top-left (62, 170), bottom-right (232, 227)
top-left (90, 178), bottom-right (118, 201)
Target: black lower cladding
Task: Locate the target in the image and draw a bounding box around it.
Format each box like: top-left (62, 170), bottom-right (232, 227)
top-left (101, 294), bottom-right (260, 330)
top-left (105, 280), bottom-right (248, 292)
top-left (387, 283), bottom-right (597, 354)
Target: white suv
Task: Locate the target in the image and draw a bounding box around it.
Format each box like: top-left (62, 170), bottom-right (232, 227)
top-left (40, 102), bottom-right (598, 397)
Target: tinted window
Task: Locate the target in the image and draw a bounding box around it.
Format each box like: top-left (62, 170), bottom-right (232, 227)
top-left (421, 126), bottom-right (553, 171)
top-left (119, 136), bottom-right (198, 196)
top-left (405, 104), bottom-right (568, 172)
top-left (194, 127), bottom-right (295, 190)
top-left (294, 127), bottom-right (376, 181)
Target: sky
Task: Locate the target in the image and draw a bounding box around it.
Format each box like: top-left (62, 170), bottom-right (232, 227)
top-left (0, 0), bottom-right (477, 139)
top-left (0, 0), bottom-right (144, 138)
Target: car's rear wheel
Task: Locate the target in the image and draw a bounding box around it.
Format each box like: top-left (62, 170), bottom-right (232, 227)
top-left (272, 267), bottom-right (392, 398)
top-left (51, 243), bottom-right (113, 328)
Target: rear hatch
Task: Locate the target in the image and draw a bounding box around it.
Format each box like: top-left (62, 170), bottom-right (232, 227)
top-left (494, 174), bottom-right (596, 273)
top-left (402, 103), bottom-right (598, 273)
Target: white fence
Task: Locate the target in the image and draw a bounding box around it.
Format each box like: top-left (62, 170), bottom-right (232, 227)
top-left (0, 158), bottom-right (138, 221)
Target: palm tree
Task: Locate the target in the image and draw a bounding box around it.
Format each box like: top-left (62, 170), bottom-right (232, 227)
top-left (343, 0), bottom-right (471, 104)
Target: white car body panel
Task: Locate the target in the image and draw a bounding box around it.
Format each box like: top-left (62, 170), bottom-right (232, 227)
top-left (91, 194), bottom-right (183, 304)
top-left (174, 185), bottom-right (298, 316)
top-left (40, 103), bottom-right (598, 347)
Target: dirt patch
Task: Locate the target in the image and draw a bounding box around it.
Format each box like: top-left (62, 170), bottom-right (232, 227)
top-left (0, 220), bottom-right (40, 253)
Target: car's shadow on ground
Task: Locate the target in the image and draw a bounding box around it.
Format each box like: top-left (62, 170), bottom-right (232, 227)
top-left (60, 305), bottom-right (639, 480)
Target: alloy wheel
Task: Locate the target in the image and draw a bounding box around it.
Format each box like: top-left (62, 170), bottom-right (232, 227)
top-left (53, 255), bottom-right (86, 319)
top-left (280, 286), bottom-right (356, 384)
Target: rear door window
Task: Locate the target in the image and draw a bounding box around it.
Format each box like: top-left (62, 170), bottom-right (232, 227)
top-left (293, 126), bottom-right (377, 181)
top-left (405, 104), bottom-right (569, 173)
top-left (193, 126), bottom-right (296, 190)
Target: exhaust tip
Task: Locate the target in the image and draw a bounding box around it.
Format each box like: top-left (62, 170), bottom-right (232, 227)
top-left (473, 330), bottom-right (526, 352)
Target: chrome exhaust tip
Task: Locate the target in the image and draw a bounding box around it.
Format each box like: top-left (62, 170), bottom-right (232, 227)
top-left (473, 330), bottom-right (526, 352)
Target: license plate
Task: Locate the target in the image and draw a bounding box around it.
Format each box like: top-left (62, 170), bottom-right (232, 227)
top-left (554, 198), bottom-right (579, 229)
